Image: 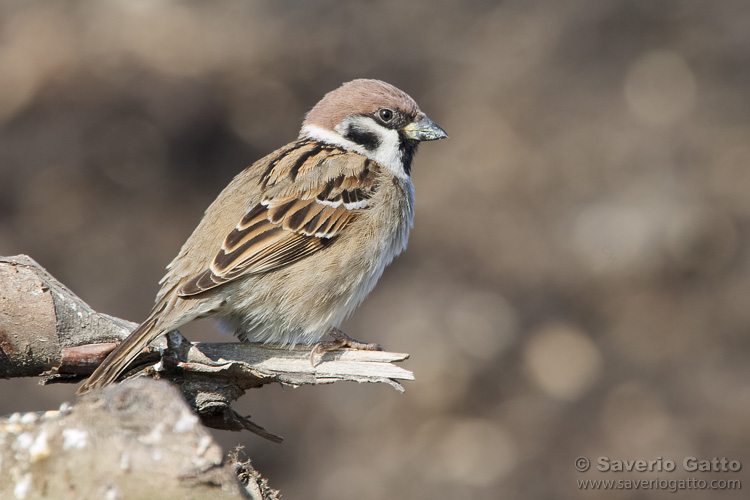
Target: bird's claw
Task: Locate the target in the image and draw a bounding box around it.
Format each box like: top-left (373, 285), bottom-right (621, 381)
top-left (309, 328), bottom-right (383, 367)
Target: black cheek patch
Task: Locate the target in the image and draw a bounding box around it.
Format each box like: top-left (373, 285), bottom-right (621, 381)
top-left (344, 124), bottom-right (381, 151)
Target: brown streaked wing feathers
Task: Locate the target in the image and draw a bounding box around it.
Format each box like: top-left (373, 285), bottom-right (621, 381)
top-left (178, 147), bottom-right (380, 297)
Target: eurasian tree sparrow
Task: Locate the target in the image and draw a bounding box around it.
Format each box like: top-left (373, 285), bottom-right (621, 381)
top-left (78, 79), bottom-right (447, 393)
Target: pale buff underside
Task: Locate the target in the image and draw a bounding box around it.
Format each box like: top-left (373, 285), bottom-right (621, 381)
top-left (153, 143), bottom-right (414, 345)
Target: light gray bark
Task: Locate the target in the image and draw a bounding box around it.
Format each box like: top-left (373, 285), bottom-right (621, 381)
top-left (0, 378), bottom-right (279, 500)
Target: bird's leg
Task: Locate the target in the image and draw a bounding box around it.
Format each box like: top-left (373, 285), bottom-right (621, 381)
top-left (310, 327), bottom-right (383, 366)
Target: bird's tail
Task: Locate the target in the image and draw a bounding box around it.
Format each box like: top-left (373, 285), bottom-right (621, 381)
top-left (77, 307), bottom-right (167, 394)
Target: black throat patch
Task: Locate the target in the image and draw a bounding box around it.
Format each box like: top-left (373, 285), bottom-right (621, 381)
top-left (399, 133), bottom-right (420, 176)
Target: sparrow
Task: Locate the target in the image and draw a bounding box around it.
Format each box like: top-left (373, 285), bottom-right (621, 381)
top-left (78, 79), bottom-right (447, 394)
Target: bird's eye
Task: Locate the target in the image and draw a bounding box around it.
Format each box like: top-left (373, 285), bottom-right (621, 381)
top-left (378, 108), bottom-right (394, 122)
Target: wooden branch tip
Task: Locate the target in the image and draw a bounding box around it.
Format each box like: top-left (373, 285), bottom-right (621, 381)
top-left (0, 253), bottom-right (415, 437)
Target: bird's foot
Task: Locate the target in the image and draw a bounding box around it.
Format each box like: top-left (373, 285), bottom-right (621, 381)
top-left (310, 328), bottom-right (383, 366)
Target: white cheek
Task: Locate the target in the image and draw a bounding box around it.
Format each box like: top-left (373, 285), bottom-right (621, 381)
top-left (370, 127), bottom-right (405, 179)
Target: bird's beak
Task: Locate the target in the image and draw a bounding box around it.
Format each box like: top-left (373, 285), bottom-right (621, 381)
top-left (403, 113), bottom-right (448, 141)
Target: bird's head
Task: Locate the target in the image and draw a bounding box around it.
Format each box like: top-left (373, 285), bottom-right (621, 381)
top-left (300, 79), bottom-right (447, 178)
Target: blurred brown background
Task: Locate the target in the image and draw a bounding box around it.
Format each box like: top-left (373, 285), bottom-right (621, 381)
top-left (1, 1), bottom-right (749, 498)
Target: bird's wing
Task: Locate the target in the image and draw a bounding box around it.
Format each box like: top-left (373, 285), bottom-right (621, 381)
top-left (177, 142), bottom-right (380, 296)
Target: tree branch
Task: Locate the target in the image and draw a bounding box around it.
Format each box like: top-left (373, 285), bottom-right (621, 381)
top-left (0, 254), bottom-right (413, 442)
top-left (0, 378), bottom-right (280, 499)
